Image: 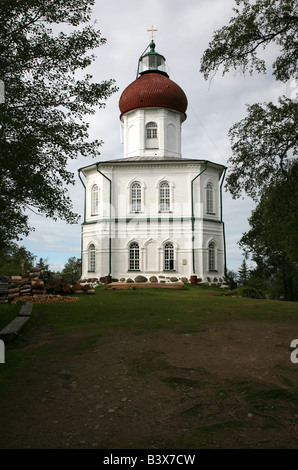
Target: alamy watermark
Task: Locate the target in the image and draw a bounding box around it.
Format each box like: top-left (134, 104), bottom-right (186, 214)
top-left (0, 80), bottom-right (4, 104)
top-left (0, 339), bottom-right (5, 363)
top-left (290, 339), bottom-right (298, 364)
top-left (286, 78), bottom-right (298, 102)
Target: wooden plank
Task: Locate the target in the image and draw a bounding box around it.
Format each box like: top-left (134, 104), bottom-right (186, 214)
top-left (0, 316), bottom-right (30, 342)
top-left (18, 303), bottom-right (33, 317)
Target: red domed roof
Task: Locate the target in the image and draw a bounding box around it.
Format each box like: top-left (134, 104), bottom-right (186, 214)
top-left (119, 72), bottom-right (188, 120)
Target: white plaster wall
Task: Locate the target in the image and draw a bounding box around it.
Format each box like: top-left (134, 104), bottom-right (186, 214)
top-left (81, 162), bottom-right (225, 281)
top-left (122, 108), bottom-right (183, 158)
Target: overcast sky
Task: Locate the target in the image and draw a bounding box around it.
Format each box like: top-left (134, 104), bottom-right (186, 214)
top-left (20, 0), bottom-right (288, 273)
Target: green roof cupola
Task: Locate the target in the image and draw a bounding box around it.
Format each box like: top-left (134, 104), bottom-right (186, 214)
top-left (139, 40), bottom-right (168, 77)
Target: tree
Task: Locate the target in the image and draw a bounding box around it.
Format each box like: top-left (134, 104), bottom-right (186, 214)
top-left (200, 0), bottom-right (298, 200)
top-left (200, 0), bottom-right (297, 299)
top-left (0, 243), bottom-right (36, 276)
top-left (36, 257), bottom-right (49, 270)
top-left (237, 259), bottom-right (250, 286)
top-left (227, 96), bottom-right (297, 201)
top-left (0, 0), bottom-right (118, 253)
top-left (226, 268), bottom-right (238, 288)
top-left (62, 256), bottom-right (81, 283)
top-left (239, 161), bottom-right (298, 300)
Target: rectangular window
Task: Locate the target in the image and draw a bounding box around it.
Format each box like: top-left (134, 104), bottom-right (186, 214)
top-left (164, 243), bottom-right (174, 270)
top-left (89, 245), bottom-right (96, 272)
top-left (147, 128), bottom-right (157, 139)
top-left (206, 183), bottom-right (213, 214)
top-left (131, 184), bottom-right (141, 212)
top-left (91, 185), bottom-right (99, 215)
top-left (129, 243), bottom-right (140, 270)
top-left (160, 183), bottom-right (170, 212)
top-left (208, 243), bottom-right (216, 271)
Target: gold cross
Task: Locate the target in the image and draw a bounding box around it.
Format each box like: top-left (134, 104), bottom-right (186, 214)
top-left (147, 25), bottom-right (158, 40)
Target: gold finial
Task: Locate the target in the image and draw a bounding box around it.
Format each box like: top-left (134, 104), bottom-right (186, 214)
top-left (147, 25), bottom-right (158, 40)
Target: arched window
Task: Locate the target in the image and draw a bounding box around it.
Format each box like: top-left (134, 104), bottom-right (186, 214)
top-left (206, 182), bottom-right (213, 214)
top-left (146, 121), bottom-right (158, 139)
top-left (131, 182), bottom-right (141, 212)
top-left (164, 242), bottom-right (174, 271)
top-left (208, 242), bottom-right (216, 271)
top-left (145, 122), bottom-right (158, 149)
top-left (91, 184), bottom-right (99, 215)
top-left (88, 244), bottom-right (96, 272)
top-left (159, 181), bottom-right (170, 212)
top-left (129, 242), bottom-right (140, 270)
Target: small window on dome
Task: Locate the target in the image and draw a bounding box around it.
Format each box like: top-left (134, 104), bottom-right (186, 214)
top-left (145, 122), bottom-right (158, 149)
top-left (146, 122), bottom-right (157, 139)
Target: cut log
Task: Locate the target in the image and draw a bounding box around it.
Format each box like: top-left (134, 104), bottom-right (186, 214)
top-left (11, 276), bottom-right (22, 281)
top-left (8, 283), bottom-right (20, 289)
top-left (20, 289), bottom-right (32, 295)
top-left (8, 287), bottom-right (20, 294)
top-left (71, 284), bottom-right (83, 291)
top-left (33, 283), bottom-right (44, 290)
top-left (62, 284), bottom-right (71, 293)
top-left (8, 292), bottom-right (19, 298)
top-left (82, 284), bottom-right (91, 291)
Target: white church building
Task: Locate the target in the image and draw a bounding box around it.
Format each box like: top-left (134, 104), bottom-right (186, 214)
top-left (79, 39), bottom-right (227, 283)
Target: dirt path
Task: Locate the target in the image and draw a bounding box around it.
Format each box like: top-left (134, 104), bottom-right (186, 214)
top-left (1, 319), bottom-right (298, 449)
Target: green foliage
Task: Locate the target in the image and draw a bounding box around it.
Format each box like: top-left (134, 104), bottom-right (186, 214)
top-left (224, 286), bottom-right (265, 299)
top-left (36, 257), bottom-right (49, 270)
top-left (0, 0), bottom-right (118, 251)
top-left (61, 256), bottom-right (81, 282)
top-left (237, 259), bottom-right (250, 287)
top-left (0, 244), bottom-right (36, 275)
top-left (239, 162), bottom-right (298, 300)
top-left (200, 0), bottom-right (298, 82)
top-left (225, 268), bottom-right (238, 288)
top-left (227, 97), bottom-right (297, 201)
top-left (200, 0), bottom-right (297, 299)
top-left (200, 0), bottom-right (298, 201)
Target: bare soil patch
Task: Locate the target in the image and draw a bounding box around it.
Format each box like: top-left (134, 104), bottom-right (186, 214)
top-left (0, 319), bottom-right (298, 449)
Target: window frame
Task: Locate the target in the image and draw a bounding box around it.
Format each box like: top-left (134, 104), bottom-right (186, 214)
top-left (208, 241), bottom-right (216, 272)
top-left (91, 184), bottom-right (99, 216)
top-left (88, 244), bottom-right (96, 272)
top-left (130, 181), bottom-right (142, 213)
top-left (129, 242), bottom-right (140, 271)
top-left (146, 121), bottom-right (158, 139)
top-left (159, 181), bottom-right (171, 213)
top-left (164, 242), bottom-right (175, 271)
top-left (206, 182), bottom-right (214, 214)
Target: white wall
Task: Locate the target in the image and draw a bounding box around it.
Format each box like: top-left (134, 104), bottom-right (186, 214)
top-left (81, 161), bottom-right (225, 281)
top-left (122, 108), bottom-right (183, 159)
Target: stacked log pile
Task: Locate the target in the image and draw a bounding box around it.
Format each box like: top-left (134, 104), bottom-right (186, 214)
top-left (45, 277), bottom-right (95, 295)
top-left (0, 268), bottom-right (96, 303)
top-left (0, 275), bottom-right (33, 303)
top-left (29, 267), bottom-right (45, 296)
